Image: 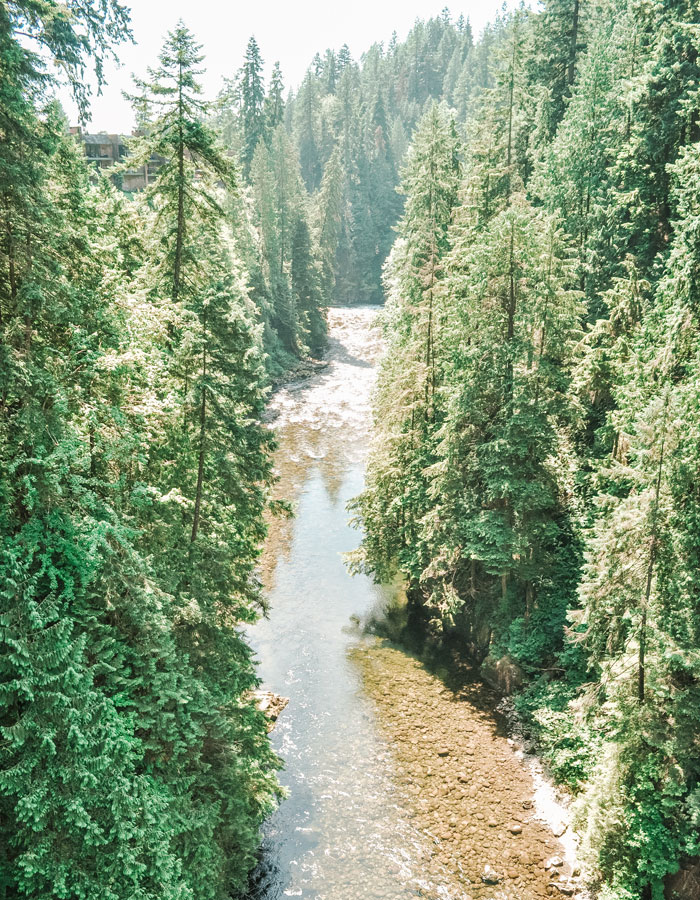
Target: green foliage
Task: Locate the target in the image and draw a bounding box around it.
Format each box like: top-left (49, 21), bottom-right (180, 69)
top-left (0, 14), bottom-right (280, 900)
top-left (5, 0), bottom-right (133, 118)
top-left (250, 12), bottom-right (475, 307)
top-left (3, 4), bottom-right (700, 899)
top-left (353, 3), bottom-right (700, 898)
top-left (126, 22), bottom-right (235, 303)
top-left (514, 668), bottom-right (600, 790)
top-left (239, 36), bottom-right (266, 175)
top-left (246, 126), bottom-right (326, 372)
top-left (213, 48), bottom-right (330, 374)
top-left (350, 102), bottom-right (462, 592)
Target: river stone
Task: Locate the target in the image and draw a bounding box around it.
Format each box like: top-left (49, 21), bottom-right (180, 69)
top-left (509, 824), bottom-right (523, 835)
top-left (549, 883), bottom-right (576, 896)
top-left (437, 748), bottom-right (450, 757)
top-left (546, 856), bottom-right (564, 869)
top-left (480, 653), bottom-right (525, 694)
top-left (481, 865), bottom-right (502, 885)
top-left (666, 857), bottom-right (700, 899)
top-left (552, 822), bottom-right (568, 837)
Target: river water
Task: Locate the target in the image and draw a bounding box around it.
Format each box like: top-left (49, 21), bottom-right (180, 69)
top-left (247, 307), bottom-right (582, 900)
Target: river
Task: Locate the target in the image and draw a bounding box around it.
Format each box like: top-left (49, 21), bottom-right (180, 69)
top-left (246, 307), bottom-right (584, 900)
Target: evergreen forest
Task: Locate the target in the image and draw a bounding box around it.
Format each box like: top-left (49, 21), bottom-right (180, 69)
top-left (1, 2), bottom-right (700, 899)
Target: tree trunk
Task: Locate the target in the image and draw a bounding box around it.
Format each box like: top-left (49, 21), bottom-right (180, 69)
top-left (506, 28), bottom-right (517, 200)
top-left (425, 240), bottom-right (437, 415)
top-left (6, 211), bottom-right (17, 310)
top-left (191, 306), bottom-right (208, 543)
top-left (505, 219), bottom-right (516, 403)
top-left (173, 61), bottom-right (185, 303)
top-left (567, 0), bottom-right (581, 87)
top-left (638, 388), bottom-right (670, 703)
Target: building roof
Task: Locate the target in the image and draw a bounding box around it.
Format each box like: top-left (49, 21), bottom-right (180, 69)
top-left (82, 133), bottom-right (125, 144)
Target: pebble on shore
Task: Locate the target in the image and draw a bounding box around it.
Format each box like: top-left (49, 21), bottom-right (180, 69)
top-left (351, 644), bottom-right (586, 900)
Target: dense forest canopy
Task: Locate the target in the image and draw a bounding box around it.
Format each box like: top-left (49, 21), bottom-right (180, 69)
top-left (352, 4), bottom-right (700, 899)
top-left (1, 1), bottom-right (700, 899)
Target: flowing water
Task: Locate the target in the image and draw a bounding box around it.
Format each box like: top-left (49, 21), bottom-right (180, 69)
top-left (246, 307), bottom-right (584, 900)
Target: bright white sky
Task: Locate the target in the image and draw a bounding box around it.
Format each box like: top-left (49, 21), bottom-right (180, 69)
top-left (57, 0), bottom-right (514, 133)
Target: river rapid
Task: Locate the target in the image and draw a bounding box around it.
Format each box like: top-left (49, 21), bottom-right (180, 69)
top-left (246, 307), bottom-right (584, 900)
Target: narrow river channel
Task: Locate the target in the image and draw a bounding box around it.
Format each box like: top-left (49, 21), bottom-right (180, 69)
top-left (246, 308), bottom-right (582, 900)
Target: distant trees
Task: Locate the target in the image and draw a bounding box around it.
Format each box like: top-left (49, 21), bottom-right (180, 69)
top-left (266, 61), bottom-right (285, 130)
top-left (242, 13), bottom-right (477, 307)
top-left (247, 125), bottom-right (326, 370)
top-left (208, 35), bottom-right (331, 375)
top-left (239, 35), bottom-right (266, 174)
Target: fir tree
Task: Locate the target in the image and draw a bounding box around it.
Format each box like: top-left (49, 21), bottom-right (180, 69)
top-left (266, 61), bottom-right (285, 130)
top-left (239, 35), bottom-right (266, 175)
top-left (532, 0), bottom-right (589, 135)
top-left (127, 22), bottom-right (234, 303)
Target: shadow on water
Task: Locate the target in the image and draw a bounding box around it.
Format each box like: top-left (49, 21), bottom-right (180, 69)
top-left (362, 593), bottom-right (510, 739)
top-left (324, 335), bottom-right (375, 370)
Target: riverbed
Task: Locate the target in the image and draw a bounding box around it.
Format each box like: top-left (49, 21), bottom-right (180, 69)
top-left (246, 307), bottom-right (583, 900)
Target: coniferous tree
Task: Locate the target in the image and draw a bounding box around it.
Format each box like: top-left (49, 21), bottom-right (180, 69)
top-left (127, 22), bottom-right (234, 303)
top-left (266, 61), bottom-right (285, 130)
top-left (295, 72), bottom-right (323, 190)
top-left (430, 199), bottom-right (582, 647)
top-left (532, 0), bottom-right (589, 135)
top-left (353, 103), bottom-right (461, 584)
top-left (314, 145), bottom-right (345, 300)
top-left (350, 6), bottom-right (700, 895)
top-left (239, 35), bottom-right (266, 175)
top-left (0, 8), bottom-right (194, 898)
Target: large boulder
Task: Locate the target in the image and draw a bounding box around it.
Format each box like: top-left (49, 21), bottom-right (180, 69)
top-left (480, 654), bottom-right (525, 695)
top-left (666, 858), bottom-right (700, 900)
top-left (251, 690), bottom-right (289, 732)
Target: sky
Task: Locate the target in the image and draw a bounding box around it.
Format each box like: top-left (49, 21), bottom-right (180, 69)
top-left (57, 0), bottom-right (513, 134)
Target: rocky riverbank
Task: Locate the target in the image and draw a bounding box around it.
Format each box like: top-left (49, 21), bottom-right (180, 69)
top-left (351, 642), bottom-right (591, 900)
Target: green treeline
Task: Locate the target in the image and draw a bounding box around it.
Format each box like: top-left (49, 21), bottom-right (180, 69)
top-left (0, 8), bottom-right (284, 900)
top-left (353, 3), bottom-right (700, 899)
top-left (2, 2), bottom-right (699, 899)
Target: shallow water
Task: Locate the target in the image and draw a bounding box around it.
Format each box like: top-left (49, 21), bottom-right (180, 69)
top-left (247, 307), bottom-right (581, 900)
top-left (248, 307), bottom-right (436, 900)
